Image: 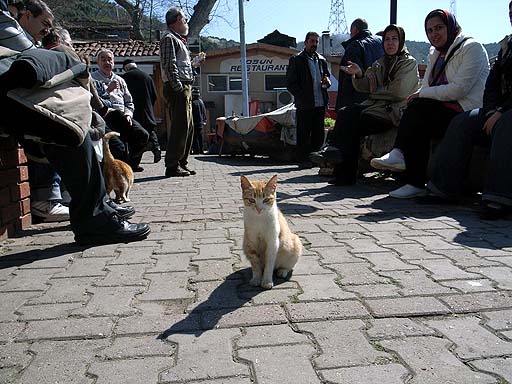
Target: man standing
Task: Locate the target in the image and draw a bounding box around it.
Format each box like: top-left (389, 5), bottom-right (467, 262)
top-left (160, 7), bottom-right (196, 177)
top-left (335, 18), bottom-right (383, 111)
top-left (91, 49), bottom-right (149, 172)
top-left (121, 59), bottom-right (162, 163)
top-left (286, 31), bottom-right (331, 168)
top-left (191, 87), bottom-right (207, 154)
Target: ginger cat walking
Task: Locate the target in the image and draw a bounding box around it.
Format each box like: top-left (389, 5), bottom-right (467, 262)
top-left (241, 174), bottom-right (302, 289)
top-left (103, 131), bottom-right (134, 203)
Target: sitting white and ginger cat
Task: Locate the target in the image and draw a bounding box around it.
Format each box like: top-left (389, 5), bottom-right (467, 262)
top-left (241, 174), bottom-right (302, 289)
top-left (103, 131), bottom-right (134, 203)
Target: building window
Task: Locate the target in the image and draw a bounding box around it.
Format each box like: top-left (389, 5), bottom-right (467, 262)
top-left (208, 74), bottom-right (243, 92)
top-left (265, 74), bottom-right (287, 91)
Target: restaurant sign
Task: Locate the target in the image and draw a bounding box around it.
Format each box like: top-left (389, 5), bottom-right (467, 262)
top-left (220, 55), bottom-right (289, 73)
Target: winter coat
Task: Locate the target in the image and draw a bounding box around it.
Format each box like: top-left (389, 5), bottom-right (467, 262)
top-left (483, 34), bottom-right (512, 116)
top-left (420, 33), bottom-right (489, 112)
top-left (353, 52), bottom-right (420, 127)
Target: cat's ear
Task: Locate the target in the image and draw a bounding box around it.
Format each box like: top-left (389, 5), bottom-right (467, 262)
top-left (265, 174), bottom-right (278, 193)
top-left (240, 175), bottom-right (253, 190)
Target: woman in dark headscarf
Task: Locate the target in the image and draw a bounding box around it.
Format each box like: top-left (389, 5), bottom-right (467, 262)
top-left (310, 24), bottom-right (420, 186)
top-left (371, 9), bottom-right (489, 199)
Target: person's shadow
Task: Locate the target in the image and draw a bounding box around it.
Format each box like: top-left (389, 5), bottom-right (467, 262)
top-left (157, 268), bottom-right (290, 338)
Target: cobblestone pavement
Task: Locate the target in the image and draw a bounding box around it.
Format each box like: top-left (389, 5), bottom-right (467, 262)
top-left (1, 152), bottom-right (512, 384)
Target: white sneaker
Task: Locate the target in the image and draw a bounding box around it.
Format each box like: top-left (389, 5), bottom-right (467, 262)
top-left (389, 184), bottom-right (428, 199)
top-left (370, 148), bottom-right (406, 172)
top-left (31, 201), bottom-right (70, 222)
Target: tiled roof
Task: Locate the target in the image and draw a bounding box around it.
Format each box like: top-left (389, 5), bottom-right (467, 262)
top-left (73, 40), bottom-right (160, 59)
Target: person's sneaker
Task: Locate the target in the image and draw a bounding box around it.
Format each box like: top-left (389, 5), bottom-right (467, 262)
top-left (389, 184), bottom-right (427, 199)
top-left (106, 199), bottom-right (136, 220)
top-left (165, 166), bottom-right (190, 177)
top-left (309, 146), bottom-right (343, 166)
top-left (74, 214), bottom-right (150, 245)
top-left (31, 201), bottom-right (70, 222)
top-left (370, 149), bottom-right (406, 172)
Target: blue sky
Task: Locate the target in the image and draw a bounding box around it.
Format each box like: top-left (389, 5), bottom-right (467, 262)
top-left (202, 0), bottom-right (510, 45)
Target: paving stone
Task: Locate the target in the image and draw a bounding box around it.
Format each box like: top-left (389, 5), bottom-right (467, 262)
top-left (201, 305), bottom-right (287, 329)
top-left (345, 283), bottom-right (401, 298)
top-left (17, 302), bottom-right (83, 320)
top-left (468, 266), bottom-right (512, 290)
top-left (359, 222), bottom-right (411, 232)
top-left (0, 269), bottom-right (61, 292)
top-left (88, 357), bottom-right (173, 384)
top-left (191, 259), bottom-right (235, 282)
top-left (138, 272), bottom-right (195, 302)
top-left (182, 228), bottom-right (227, 239)
top-left (410, 259), bottom-right (482, 281)
top-left (329, 263), bottom-right (392, 285)
top-left (188, 279), bottom-right (248, 311)
top-left (16, 317), bottom-right (113, 341)
top-left (302, 233), bottom-right (341, 248)
top-left (27, 277), bottom-right (97, 304)
top-left (488, 256), bottom-right (512, 267)
top-left (433, 249), bottom-right (501, 268)
top-left (292, 255), bottom-right (332, 275)
top-left (109, 247), bottom-right (155, 264)
top-left (72, 286), bottom-right (142, 317)
top-left (293, 274), bottom-right (356, 301)
top-left (95, 264), bottom-right (149, 287)
top-left (193, 243), bottom-right (233, 261)
top-left (382, 270), bottom-right (454, 296)
top-left (319, 364), bottom-right (409, 384)
top-left (365, 297), bottom-right (450, 317)
top-left (17, 253), bottom-right (75, 269)
top-left (0, 342), bottom-right (31, 369)
top-left (238, 344), bottom-right (320, 384)
top-left (464, 243), bottom-right (512, 257)
top-left (368, 318), bottom-right (437, 339)
top-left (312, 247), bottom-right (361, 264)
top-left (355, 252), bottom-right (419, 271)
top-left (0, 292), bottom-right (37, 321)
top-left (185, 378), bottom-right (253, 384)
top-left (0, 322), bottom-right (25, 342)
top-left (440, 291), bottom-right (512, 313)
top-left (471, 357), bottom-right (512, 383)
top-left (286, 300), bottom-right (369, 322)
top-left (0, 366), bottom-right (20, 384)
top-left (241, 287), bottom-right (299, 304)
top-left (340, 238), bottom-right (389, 253)
top-left (97, 335), bottom-right (175, 359)
top-left (157, 239), bottom-right (195, 254)
top-left (425, 316), bottom-right (512, 359)
top-left (17, 339), bottom-right (107, 384)
top-left (161, 329), bottom-right (248, 382)
top-left (441, 279), bottom-right (497, 293)
top-left (483, 310), bottom-right (512, 330)
top-left (53, 258), bottom-right (112, 278)
top-left (389, 243), bottom-right (443, 260)
top-left (145, 253), bottom-right (193, 273)
top-left (380, 336), bottom-right (496, 384)
top-left (237, 324), bottom-right (309, 348)
top-left (368, 231), bottom-right (415, 245)
top-left (81, 245), bottom-right (120, 258)
top-left (297, 320), bottom-right (392, 368)
top-left (405, 235), bottom-right (464, 251)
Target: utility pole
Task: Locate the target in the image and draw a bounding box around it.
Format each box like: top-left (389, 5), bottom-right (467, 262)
top-left (238, 0), bottom-right (249, 116)
top-left (390, 0), bottom-right (397, 24)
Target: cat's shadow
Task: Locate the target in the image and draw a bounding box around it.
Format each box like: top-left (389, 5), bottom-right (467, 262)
top-left (157, 268), bottom-right (291, 339)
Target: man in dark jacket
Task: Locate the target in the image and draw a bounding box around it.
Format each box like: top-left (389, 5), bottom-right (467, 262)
top-left (121, 59), bottom-right (161, 163)
top-left (286, 31), bottom-right (331, 168)
top-left (335, 18), bottom-right (383, 111)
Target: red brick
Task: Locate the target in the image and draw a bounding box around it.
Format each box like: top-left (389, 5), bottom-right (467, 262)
top-left (0, 186), bottom-right (10, 207)
top-left (17, 148), bottom-right (27, 164)
top-left (20, 198), bottom-right (31, 215)
top-left (10, 182), bottom-right (30, 200)
top-left (15, 213), bottom-right (32, 231)
top-left (18, 165), bottom-right (29, 182)
top-left (1, 202), bottom-right (21, 224)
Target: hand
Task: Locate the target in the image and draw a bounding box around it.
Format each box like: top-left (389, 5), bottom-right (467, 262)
top-left (406, 91), bottom-right (420, 104)
top-left (341, 61), bottom-right (362, 78)
top-left (107, 80), bottom-right (119, 93)
top-left (125, 115), bottom-right (132, 126)
top-left (483, 111), bottom-right (502, 135)
top-left (367, 72), bottom-right (377, 93)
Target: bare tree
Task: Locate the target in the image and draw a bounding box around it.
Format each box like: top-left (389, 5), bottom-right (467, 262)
top-left (111, 0), bottom-right (145, 39)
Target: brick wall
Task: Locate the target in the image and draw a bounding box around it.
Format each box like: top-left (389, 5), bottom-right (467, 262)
top-left (0, 137), bottom-right (31, 240)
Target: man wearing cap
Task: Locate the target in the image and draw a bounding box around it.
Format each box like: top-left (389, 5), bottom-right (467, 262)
top-left (191, 87), bottom-right (207, 154)
top-left (121, 58), bottom-right (162, 163)
top-left (160, 6), bottom-right (196, 177)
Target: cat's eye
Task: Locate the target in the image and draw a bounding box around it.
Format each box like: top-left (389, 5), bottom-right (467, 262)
top-left (247, 198), bottom-right (255, 203)
top-left (263, 198), bottom-right (271, 203)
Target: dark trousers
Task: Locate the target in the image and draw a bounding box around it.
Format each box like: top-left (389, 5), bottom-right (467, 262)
top-left (192, 125), bottom-right (203, 154)
top-left (394, 98), bottom-right (459, 188)
top-left (146, 124), bottom-right (161, 151)
top-left (296, 106), bottom-right (325, 162)
top-left (332, 104), bottom-right (394, 182)
top-left (429, 109), bottom-right (512, 206)
top-left (43, 133), bottom-right (115, 234)
top-left (164, 83), bottom-right (193, 169)
top-left (103, 110), bottom-right (149, 168)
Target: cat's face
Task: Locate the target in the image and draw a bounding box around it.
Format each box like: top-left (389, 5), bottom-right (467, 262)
top-left (240, 175), bottom-right (277, 215)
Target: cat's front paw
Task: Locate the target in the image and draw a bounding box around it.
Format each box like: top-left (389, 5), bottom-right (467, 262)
top-left (249, 276), bottom-right (261, 286)
top-left (261, 279), bottom-right (273, 289)
top-left (276, 268), bottom-right (290, 278)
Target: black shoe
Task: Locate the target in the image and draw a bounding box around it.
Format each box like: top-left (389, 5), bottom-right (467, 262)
top-left (165, 166), bottom-right (190, 177)
top-left (131, 166), bottom-right (144, 172)
top-left (298, 161), bottom-right (315, 169)
top-left (479, 201), bottom-right (510, 220)
top-left (180, 165), bottom-right (196, 175)
top-left (416, 194), bottom-right (454, 205)
top-left (152, 148), bottom-right (162, 163)
top-left (74, 215), bottom-right (150, 245)
top-left (327, 177), bottom-right (356, 186)
top-left (106, 199), bottom-right (135, 220)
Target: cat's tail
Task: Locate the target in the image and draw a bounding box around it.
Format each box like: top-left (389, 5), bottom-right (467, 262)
top-left (102, 131), bottom-right (120, 162)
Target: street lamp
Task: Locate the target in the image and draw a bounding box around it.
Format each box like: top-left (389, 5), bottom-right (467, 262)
top-left (238, 0), bottom-right (249, 116)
